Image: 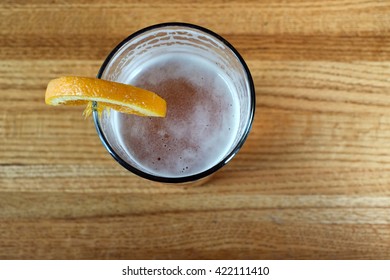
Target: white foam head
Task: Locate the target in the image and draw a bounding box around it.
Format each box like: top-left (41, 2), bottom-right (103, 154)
top-left (112, 53), bottom-right (240, 177)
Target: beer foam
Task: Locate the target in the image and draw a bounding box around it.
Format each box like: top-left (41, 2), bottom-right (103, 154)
top-left (112, 53), bottom-right (240, 178)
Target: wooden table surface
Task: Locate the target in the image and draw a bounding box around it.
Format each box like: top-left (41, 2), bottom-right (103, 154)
top-left (1, 0), bottom-right (390, 260)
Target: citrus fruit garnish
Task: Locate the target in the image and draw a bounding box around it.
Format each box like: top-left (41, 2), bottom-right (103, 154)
top-left (45, 76), bottom-right (167, 118)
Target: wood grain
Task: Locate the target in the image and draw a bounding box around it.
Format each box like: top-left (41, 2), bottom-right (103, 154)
top-left (1, 0), bottom-right (390, 259)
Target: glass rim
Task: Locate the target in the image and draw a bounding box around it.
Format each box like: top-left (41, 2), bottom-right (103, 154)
top-left (93, 22), bottom-right (256, 183)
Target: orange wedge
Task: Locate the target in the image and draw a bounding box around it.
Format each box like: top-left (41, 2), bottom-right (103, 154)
top-left (45, 76), bottom-right (167, 118)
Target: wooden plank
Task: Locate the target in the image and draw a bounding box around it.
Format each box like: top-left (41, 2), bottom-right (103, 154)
top-left (1, 0), bottom-right (389, 36)
top-left (1, 212), bottom-right (389, 259)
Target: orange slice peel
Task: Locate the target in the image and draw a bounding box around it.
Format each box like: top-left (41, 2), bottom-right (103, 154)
top-left (45, 76), bottom-right (167, 118)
